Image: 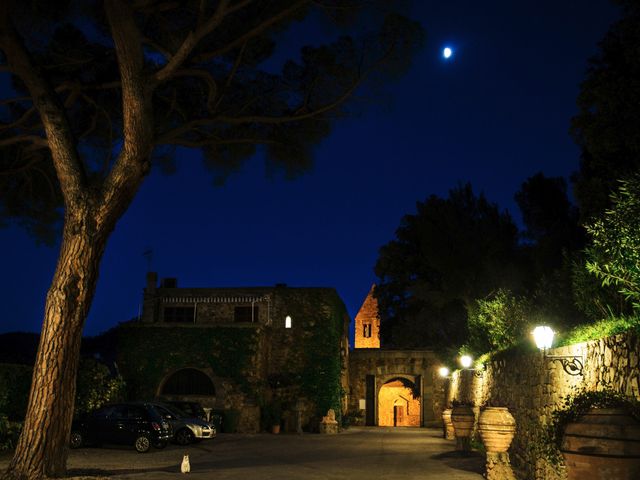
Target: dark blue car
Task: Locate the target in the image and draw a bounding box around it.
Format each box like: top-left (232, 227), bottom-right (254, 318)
top-left (70, 403), bottom-right (172, 453)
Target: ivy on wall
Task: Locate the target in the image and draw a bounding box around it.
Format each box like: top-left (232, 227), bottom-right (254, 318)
top-left (116, 325), bottom-right (260, 399)
top-left (273, 289), bottom-right (347, 417)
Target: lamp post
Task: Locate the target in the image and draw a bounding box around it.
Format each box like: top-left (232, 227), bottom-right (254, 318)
top-left (532, 326), bottom-right (584, 376)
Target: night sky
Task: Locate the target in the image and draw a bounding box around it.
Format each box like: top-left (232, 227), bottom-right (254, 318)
top-left (0, 1), bottom-right (620, 339)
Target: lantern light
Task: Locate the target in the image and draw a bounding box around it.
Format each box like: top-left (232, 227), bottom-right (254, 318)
top-left (438, 366), bottom-right (450, 378)
top-left (459, 355), bottom-right (473, 369)
top-left (532, 326), bottom-right (554, 350)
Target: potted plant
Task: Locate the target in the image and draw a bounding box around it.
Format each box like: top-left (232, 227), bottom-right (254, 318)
top-left (545, 388), bottom-right (640, 480)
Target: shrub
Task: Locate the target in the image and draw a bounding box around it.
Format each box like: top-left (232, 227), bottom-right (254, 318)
top-left (465, 289), bottom-right (530, 356)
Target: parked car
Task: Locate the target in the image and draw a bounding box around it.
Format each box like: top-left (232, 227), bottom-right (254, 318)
top-left (166, 401), bottom-right (207, 420)
top-left (70, 403), bottom-right (172, 453)
top-left (166, 400), bottom-right (223, 432)
top-left (151, 402), bottom-right (216, 445)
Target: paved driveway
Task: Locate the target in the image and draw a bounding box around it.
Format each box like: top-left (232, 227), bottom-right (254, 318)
top-left (2, 427), bottom-right (485, 479)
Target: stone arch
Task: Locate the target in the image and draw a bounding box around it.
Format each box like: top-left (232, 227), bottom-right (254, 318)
top-left (157, 367), bottom-right (224, 410)
top-left (377, 375), bottom-right (421, 427)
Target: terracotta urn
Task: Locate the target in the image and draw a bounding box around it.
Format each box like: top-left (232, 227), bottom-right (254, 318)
top-left (478, 407), bottom-right (516, 453)
top-left (451, 404), bottom-right (475, 451)
top-left (451, 404), bottom-right (475, 437)
top-left (442, 409), bottom-right (455, 440)
top-left (561, 407), bottom-right (640, 480)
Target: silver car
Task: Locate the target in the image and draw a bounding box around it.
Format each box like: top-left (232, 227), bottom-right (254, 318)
top-left (152, 402), bottom-right (216, 445)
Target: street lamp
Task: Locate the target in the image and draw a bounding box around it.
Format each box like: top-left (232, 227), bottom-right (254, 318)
top-left (459, 355), bottom-right (473, 369)
top-left (438, 366), bottom-right (450, 378)
top-left (532, 325), bottom-right (583, 376)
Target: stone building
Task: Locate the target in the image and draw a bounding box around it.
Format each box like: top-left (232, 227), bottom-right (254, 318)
top-left (116, 273), bottom-right (350, 433)
top-left (353, 285), bottom-right (380, 349)
top-left (348, 287), bottom-right (443, 427)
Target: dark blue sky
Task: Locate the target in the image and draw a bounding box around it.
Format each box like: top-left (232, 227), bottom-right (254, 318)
top-left (0, 1), bottom-right (620, 338)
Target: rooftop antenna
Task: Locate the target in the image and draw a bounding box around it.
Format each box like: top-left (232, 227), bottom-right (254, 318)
top-left (142, 247), bottom-right (153, 272)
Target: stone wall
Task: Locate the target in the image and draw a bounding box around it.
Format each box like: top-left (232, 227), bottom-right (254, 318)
top-left (446, 331), bottom-right (640, 480)
top-left (353, 285), bottom-right (381, 349)
top-left (349, 349), bottom-right (443, 426)
top-left (130, 281), bottom-right (351, 433)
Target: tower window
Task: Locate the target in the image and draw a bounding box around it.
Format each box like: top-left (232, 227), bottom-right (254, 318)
top-left (363, 323), bottom-right (372, 338)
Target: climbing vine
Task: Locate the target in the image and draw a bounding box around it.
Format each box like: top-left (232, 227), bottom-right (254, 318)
top-left (116, 325), bottom-right (260, 398)
top-left (273, 289), bottom-right (347, 417)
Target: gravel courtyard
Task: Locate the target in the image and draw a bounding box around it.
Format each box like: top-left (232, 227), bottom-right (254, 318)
top-left (2, 427), bottom-right (484, 480)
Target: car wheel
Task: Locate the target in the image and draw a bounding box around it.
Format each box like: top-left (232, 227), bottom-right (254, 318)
top-left (134, 435), bottom-right (151, 453)
top-left (69, 431), bottom-right (83, 449)
top-left (175, 428), bottom-right (194, 446)
top-left (153, 440), bottom-right (168, 449)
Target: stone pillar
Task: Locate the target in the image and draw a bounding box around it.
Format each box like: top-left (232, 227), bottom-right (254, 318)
top-left (485, 452), bottom-right (516, 480)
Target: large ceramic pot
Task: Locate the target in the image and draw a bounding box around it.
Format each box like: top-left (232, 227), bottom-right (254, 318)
top-left (451, 405), bottom-right (475, 437)
top-left (561, 407), bottom-right (640, 480)
top-left (451, 405), bottom-right (475, 451)
top-left (478, 407), bottom-right (516, 453)
top-left (442, 409), bottom-right (455, 440)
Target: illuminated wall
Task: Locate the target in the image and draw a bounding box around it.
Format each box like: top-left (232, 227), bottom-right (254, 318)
top-left (445, 332), bottom-right (640, 480)
top-left (354, 285), bottom-right (381, 349)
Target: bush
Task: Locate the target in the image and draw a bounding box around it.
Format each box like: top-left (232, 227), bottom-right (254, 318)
top-left (74, 358), bottom-right (126, 417)
top-left (465, 289), bottom-right (530, 356)
top-left (0, 415), bottom-right (23, 451)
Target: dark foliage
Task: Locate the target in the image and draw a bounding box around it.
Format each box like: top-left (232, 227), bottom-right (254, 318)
top-left (0, 0), bottom-right (424, 242)
top-left (571, 0), bottom-right (640, 221)
top-left (374, 183), bottom-right (522, 349)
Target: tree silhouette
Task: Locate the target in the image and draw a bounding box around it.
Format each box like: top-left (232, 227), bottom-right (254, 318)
top-left (571, 0), bottom-right (640, 221)
top-left (374, 184), bottom-right (522, 350)
top-left (0, 1), bottom-right (422, 478)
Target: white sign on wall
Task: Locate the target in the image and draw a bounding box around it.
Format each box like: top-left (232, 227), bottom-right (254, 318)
top-left (359, 399), bottom-right (366, 410)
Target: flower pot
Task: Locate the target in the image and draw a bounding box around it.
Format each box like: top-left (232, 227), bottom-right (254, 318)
top-left (478, 407), bottom-right (516, 453)
top-left (271, 424), bottom-right (281, 434)
top-left (442, 409), bottom-right (455, 440)
top-left (451, 405), bottom-right (475, 451)
top-left (451, 405), bottom-right (475, 438)
top-left (561, 407), bottom-right (640, 480)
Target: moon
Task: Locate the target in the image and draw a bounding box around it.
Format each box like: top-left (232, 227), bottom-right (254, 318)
top-left (443, 47), bottom-right (453, 59)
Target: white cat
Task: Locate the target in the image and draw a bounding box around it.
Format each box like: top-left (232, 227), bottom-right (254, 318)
top-left (181, 454), bottom-right (190, 474)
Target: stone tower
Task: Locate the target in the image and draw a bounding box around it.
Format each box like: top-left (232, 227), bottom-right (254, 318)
top-left (354, 285), bottom-right (381, 349)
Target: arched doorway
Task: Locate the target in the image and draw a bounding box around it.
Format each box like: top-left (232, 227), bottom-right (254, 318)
top-left (160, 368), bottom-right (216, 396)
top-left (377, 377), bottom-right (421, 427)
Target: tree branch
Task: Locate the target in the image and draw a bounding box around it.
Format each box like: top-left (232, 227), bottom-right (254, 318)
top-left (0, 134), bottom-right (48, 148)
top-left (152, 0), bottom-right (231, 84)
top-left (193, 1), bottom-right (309, 63)
top-left (0, 4), bottom-right (87, 206)
top-left (101, 0), bottom-right (153, 220)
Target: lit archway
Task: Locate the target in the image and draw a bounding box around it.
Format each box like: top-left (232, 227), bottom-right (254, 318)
top-left (377, 377), bottom-right (420, 427)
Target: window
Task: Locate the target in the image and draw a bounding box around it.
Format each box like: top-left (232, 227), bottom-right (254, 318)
top-left (285, 315), bottom-right (292, 328)
top-left (164, 306), bottom-right (194, 323)
top-left (363, 323), bottom-right (372, 338)
top-left (234, 306), bottom-right (258, 323)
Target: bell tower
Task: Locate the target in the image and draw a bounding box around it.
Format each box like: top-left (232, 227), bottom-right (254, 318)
top-left (354, 285), bottom-right (381, 349)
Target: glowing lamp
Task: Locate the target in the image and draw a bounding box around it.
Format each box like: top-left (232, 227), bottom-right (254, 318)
top-left (438, 367), bottom-right (450, 378)
top-left (532, 326), bottom-right (554, 350)
top-left (285, 315), bottom-right (292, 329)
top-left (459, 355), bottom-right (473, 369)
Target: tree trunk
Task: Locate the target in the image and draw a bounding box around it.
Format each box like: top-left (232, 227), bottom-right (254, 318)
top-left (3, 210), bottom-right (110, 480)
